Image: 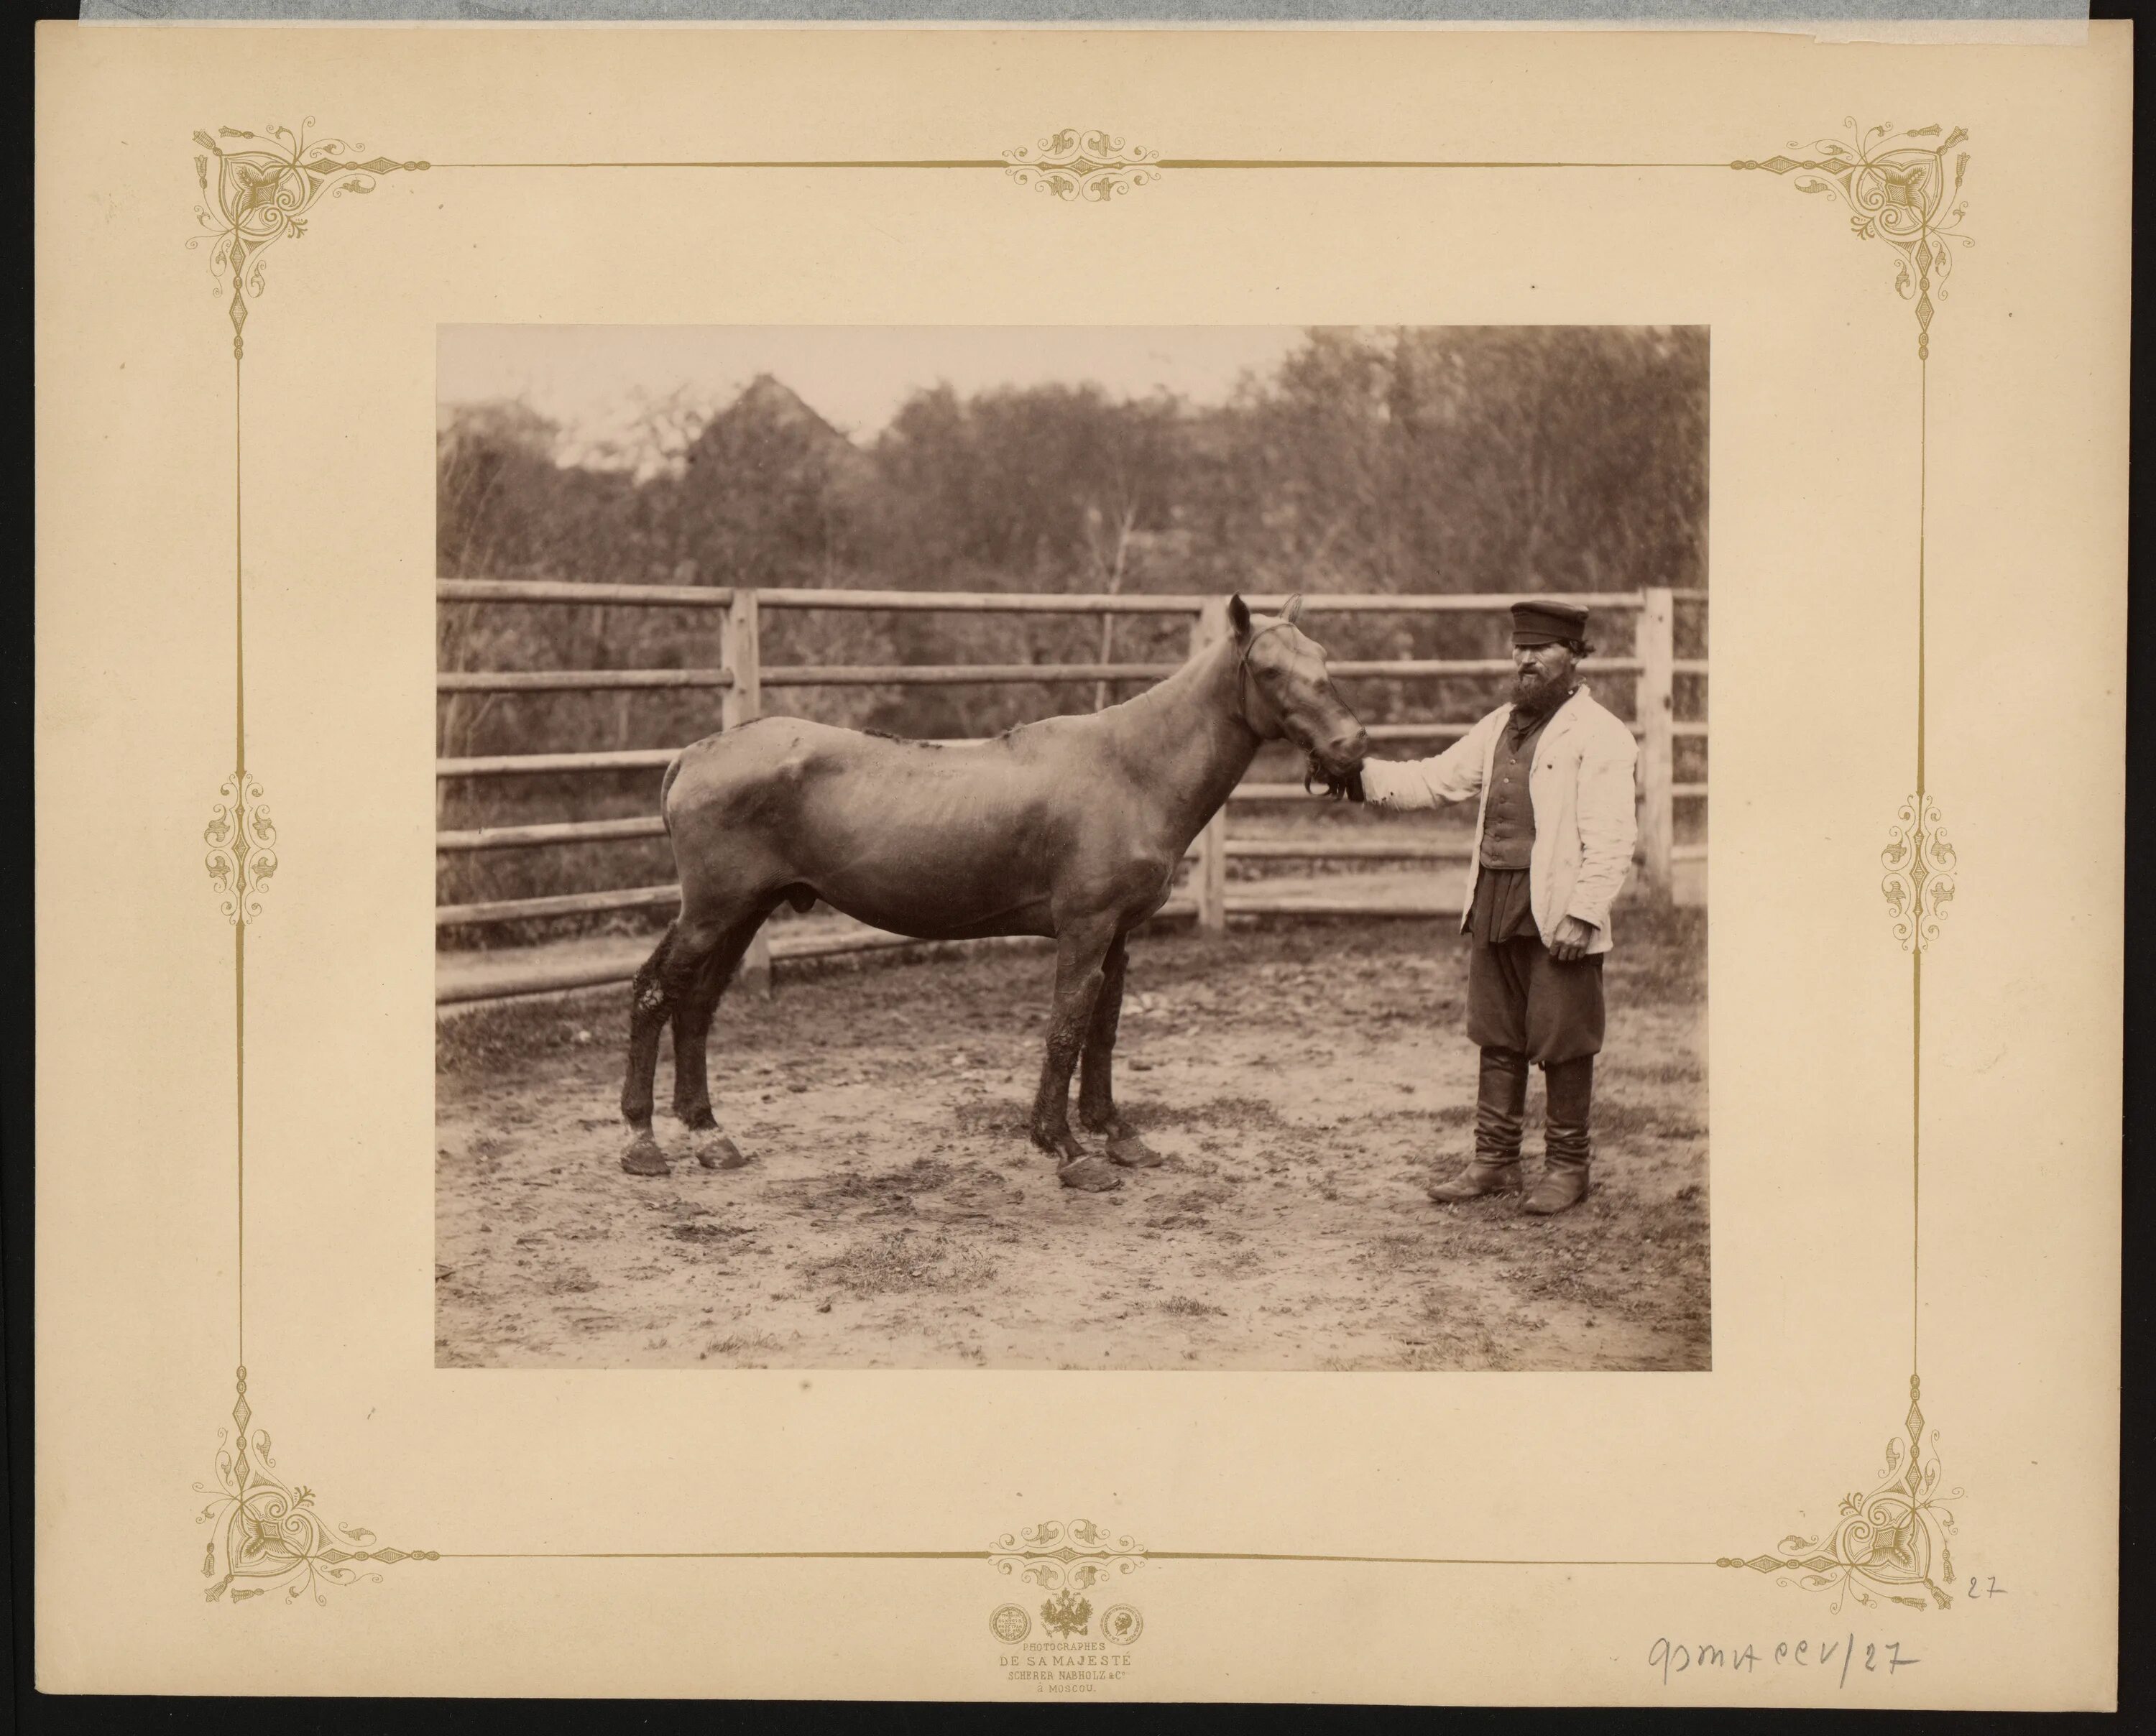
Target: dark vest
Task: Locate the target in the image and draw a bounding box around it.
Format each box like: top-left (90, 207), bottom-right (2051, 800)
top-left (1479, 701), bottom-right (1564, 869)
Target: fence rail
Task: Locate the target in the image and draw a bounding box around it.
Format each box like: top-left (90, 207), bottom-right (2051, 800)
top-left (441, 578), bottom-right (737, 609)
top-left (762, 661), bottom-right (1177, 687)
top-left (437, 815), bottom-right (668, 853)
top-left (440, 668), bottom-right (734, 694)
top-left (438, 581), bottom-right (1706, 1003)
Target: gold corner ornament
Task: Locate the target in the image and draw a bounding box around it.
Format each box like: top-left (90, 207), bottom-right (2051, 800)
top-left (1735, 121), bottom-right (1972, 359)
top-left (189, 121), bottom-right (429, 358)
top-left (991, 1518), bottom-right (1146, 1590)
top-left (1881, 792), bottom-right (1957, 953)
top-left (205, 772), bottom-right (279, 925)
top-left (195, 1368), bottom-right (438, 1605)
top-left (1004, 131), bottom-right (1161, 203)
top-left (1719, 1377), bottom-right (1961, 1612)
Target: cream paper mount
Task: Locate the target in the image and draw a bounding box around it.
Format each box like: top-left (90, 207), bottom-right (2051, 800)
top-left (198, 112), bottom-right (1958, 1605)
top-left (34, 24), bottom-right (2125, 1708)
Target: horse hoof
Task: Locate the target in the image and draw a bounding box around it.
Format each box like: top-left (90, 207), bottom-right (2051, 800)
top-left (619, 1137), bottom-right (671, 1178)
top-left (1058, 1155), bottom-right (1123, 1193)
top-left (695, 1134), bottom-right (752, 1172)
top-left (1108, 1132), bottom-right (1166, 1168)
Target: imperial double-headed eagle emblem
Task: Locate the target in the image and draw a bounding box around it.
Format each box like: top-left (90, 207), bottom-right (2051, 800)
top-left (1040, 1589), bottom-right (1093, 1639)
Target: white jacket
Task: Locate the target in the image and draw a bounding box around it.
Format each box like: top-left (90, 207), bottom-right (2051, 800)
top-left (1359, 685), bottom-right (1640, 955)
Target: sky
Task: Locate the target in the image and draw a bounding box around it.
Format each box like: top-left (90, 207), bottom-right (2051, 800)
top-left (438, 326), bottom-right (1314, 463)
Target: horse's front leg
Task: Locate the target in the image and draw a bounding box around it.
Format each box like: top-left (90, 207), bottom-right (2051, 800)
top-left (1031, 919), bottom-right (1121, 1193)
top-left (1078, 933), bottom-right (1164, 1169)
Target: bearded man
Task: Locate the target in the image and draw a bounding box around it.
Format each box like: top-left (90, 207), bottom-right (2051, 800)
top-left (1344, 599), bottom-right (1640, 1214)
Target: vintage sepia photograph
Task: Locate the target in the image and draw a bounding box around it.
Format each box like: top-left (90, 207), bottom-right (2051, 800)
top-left (433, 325), bottom-right (1709, 1372)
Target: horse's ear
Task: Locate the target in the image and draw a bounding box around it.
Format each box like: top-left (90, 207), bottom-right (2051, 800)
top-left (1281, 593), bottom-right (1305, 624)
top-left (1227, 594), bottom-right (1252, 640)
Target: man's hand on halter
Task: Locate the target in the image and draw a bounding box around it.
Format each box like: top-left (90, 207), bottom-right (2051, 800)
top-left (1307, 762), bottom-right (1366, 803)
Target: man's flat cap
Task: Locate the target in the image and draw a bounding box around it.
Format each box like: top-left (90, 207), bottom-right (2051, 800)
top-left (1510, 598), bottom-right (1590, 646)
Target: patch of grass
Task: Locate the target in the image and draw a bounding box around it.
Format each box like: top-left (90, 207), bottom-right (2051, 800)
top-left (1128, 1096), bottom-right (1295, 1134)
top-left (1354, 1102), bottom-right (1476, 1132)
top-left (701, 1329), bottom-right (787, 1364)
top-left (1197, 1247), bottom-right (1263, 1277)
top-left (804, 1230), bottom-right (998, 1298)
top-left (1144, 1182), bottom-right (1233, 1232)
top-left (1607, 1055), bottom-right (1705, 1089)
top-left (1603, 908), bottom-right (1708, 1005)
top-left (1595, 1099), bottom-right (1709, 1143)
top-left (668, 1222), bottom-right (752, 1246)
top-left (952, 1102), bottom-right (1030, 1139)
top-left (438, 996), bottom-right (617, 1076)
top-left (1158, 1295), bottom-right (1225, 1317)
top-left (792, 1156), bottom-right (959, 1216)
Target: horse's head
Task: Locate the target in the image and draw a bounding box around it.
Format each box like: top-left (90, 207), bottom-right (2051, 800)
top-left (1228, 593), bottom-right (1369, 797)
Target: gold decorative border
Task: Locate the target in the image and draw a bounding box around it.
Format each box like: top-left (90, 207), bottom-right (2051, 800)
top-left (203, 772), bottom-right (278, 925)
top-left (188, 115), bottom-right (1971, 1614)
top-left (1003, 129), bottom-right (1161, 202)
top-left (195, 1368), bottom-right (437, 1604)
top-left (1735, 119), bottom-right (1973, 360)
top-left (1718, 1376), bottom-right (1961, 1612)
top-left (191, 120), bottom-right (428, 359)
top-left (992, 1519), bottom-right (1148, 1589)
top-left (1884, 792), bottom-right (1958, 953)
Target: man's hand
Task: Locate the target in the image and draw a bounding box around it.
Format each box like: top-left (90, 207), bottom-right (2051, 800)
top-left (1549, 915), bottom-right (1598, 963)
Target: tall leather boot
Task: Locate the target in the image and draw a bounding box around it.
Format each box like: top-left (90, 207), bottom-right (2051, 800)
top-left (1429, 1047), bottom-right (1529, 1202)
top-left (1526, 1056), bottom-right (1594, 1215)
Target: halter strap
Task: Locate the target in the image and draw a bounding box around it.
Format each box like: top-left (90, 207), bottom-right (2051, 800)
top-left (1233, 619), bottom-right (1299, 736)
top-left (1236, 617), bottom-right (1299, 673)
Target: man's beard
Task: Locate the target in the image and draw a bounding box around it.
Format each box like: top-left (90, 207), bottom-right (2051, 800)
top-left (1510, 668), bottom-right (1573, 716)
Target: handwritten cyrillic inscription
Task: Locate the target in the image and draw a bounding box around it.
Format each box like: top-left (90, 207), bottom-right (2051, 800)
top-left (1650, 1634), bottom-right (1921, 1689)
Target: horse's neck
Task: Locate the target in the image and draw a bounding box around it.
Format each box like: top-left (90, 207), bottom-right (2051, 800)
top-left (1106, 639), bottom-right (1262, 842)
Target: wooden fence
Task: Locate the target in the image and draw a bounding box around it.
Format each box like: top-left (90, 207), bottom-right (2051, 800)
top-left (437, 583), bottom-right (1706, 1004)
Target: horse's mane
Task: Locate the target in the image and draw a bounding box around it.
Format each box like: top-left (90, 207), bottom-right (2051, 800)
top-left (861, 726), bottom-right (944, 748)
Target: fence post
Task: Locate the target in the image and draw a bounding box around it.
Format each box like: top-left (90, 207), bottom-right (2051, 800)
top-left (1637, 586), bottom-right (1675, 901)
top-left (1191, 599), bottom-right (1230, 936)
top-left (721, 588), bottom-right (774, 996)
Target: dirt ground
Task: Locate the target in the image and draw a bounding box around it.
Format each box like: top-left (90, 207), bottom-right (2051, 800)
top-left (435, 912), bottom-right (1708, 1371)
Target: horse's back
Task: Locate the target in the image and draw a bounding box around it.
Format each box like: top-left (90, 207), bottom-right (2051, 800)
top-left (667, 717), bottom-right (1035, 811)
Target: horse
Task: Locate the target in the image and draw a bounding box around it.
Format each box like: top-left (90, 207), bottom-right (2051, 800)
top-left (617, 593), bottom-right (1370, 1192)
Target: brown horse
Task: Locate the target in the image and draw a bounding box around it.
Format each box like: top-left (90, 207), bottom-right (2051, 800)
top-left (618, 594), bottom-right (1369, 1191)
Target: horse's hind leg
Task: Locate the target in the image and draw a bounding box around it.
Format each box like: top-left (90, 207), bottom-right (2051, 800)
top-left (1078, 933), bottom-right (1163, 1170)
top-left (619, 923), bottom-right (684, 1175)
top-left (669, 908), bottom-right (773, 1172)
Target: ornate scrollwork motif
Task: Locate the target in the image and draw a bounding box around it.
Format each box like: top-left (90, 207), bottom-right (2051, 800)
top-left (204, 772), bottom-right (280, 925)
top-left (1881, 791), bottom-right (1958, 952)
top-left (991, 1518), bottom-right (1146, 1590)
top-left (190, 120), bottom-right (428, 356)
top-left (1003, 130), bottom-right (1161, 203)
top-left (195, 1368), bottom-right (437, 1605)
top-left (1720, 1377), bottom-right (1961, 1612)
top-left (1735, 120), bottom-right (1971, 359)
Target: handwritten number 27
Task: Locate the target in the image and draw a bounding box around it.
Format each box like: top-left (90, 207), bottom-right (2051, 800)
top-left (1967, 1576), bottom-right (2007, 1599)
